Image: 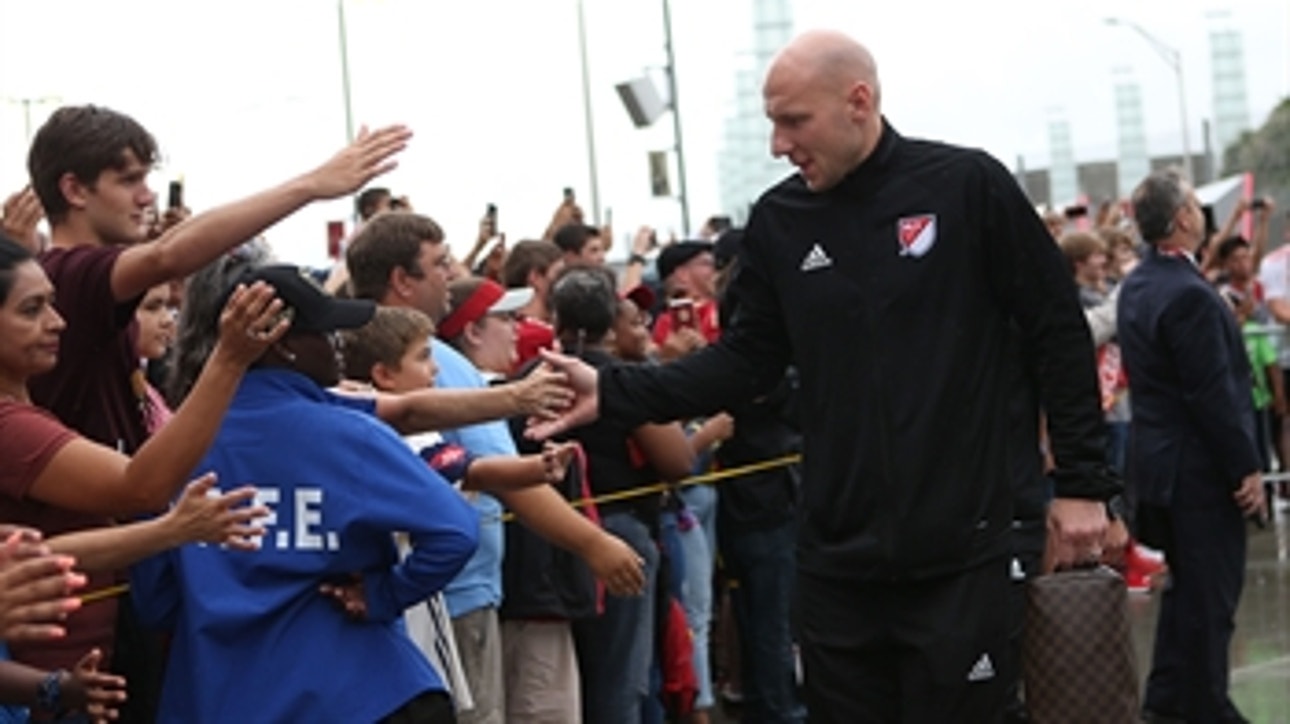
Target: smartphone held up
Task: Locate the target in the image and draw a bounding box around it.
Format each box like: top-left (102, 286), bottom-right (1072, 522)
top-left (167, 178), bottom-right (184, 210)
top-left (669, 297), bottom-right (696, 330)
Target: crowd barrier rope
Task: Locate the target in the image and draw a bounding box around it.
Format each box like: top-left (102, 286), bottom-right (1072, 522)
top-left (78, 453), bottom-right (804, 605)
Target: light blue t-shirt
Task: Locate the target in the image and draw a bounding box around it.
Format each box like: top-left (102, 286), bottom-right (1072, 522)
top-left (432, 339), bottom-right (512, 618)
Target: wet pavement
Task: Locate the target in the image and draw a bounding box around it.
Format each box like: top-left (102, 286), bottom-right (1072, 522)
top-left (1157, 496), bottom-right (1290, 724)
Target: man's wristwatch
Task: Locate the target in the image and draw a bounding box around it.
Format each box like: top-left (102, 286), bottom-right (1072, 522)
top-left (36, 670), bottom-right (67, 714)
top-left (628, 253), bottom-right (647, 266)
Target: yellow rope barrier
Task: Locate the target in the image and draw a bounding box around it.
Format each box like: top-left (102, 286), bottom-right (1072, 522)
top-left (532, 452), bottom-right (802, 513)
top-left (81, 583), bottom-right (130, 605)
top-left (76, 453), bottom-right (803, 603)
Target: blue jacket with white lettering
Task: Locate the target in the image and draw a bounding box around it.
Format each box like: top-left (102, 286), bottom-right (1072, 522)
top-left (599, 120), bottom-right (1119, 582)
top-left (131, 369), bottom-right (478, 723)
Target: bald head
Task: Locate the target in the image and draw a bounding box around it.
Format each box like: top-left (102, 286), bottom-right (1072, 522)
top-left (769, 30), bottom-right (880, 105)
top-left (763, 30), bottom-right (884, 191)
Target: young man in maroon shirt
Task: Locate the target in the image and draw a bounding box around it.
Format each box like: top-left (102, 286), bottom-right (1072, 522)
top-left (24, 104), bottom-right (408, 722)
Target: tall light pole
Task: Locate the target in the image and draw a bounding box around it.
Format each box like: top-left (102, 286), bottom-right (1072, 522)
top-left (662, 0), bottom-right (691, 236)
top-left (1105, 17), bottom-right (1194, 182)
top-left (5, 96), bottom-right (60, 143)
top-left (575, 0), bottom-right (603, 224)
top-left (338, 0), bottom-right (356, 144)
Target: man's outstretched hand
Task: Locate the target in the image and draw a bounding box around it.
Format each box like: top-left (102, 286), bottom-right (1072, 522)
top-left (526, 350), bottom-right (601, 439)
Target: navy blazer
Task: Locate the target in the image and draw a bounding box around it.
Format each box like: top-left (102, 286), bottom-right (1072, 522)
top-left (1117, 248), bottom-right (1262, 507)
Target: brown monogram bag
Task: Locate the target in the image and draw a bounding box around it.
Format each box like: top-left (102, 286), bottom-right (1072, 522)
top-left (1022, 566), bottom-right (1140, 723)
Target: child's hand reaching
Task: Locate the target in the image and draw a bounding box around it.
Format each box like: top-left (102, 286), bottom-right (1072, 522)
top-left (541, 442), bottom-right (579, 484)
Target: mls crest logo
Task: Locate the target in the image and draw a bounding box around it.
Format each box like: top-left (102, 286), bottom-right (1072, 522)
top-left (897, 214), bottom-right (937, 257)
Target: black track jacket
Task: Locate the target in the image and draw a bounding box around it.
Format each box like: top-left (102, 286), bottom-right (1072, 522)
top-left (601, 121), bottom-right (1119, 582)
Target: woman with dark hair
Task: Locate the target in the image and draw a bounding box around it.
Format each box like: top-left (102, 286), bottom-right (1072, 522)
top-left (165, 238), bottom-right (275, 406)
top-left (547, 266), bottom-right (695, 722)
top-left (0, 234), bottom-right (283, 717)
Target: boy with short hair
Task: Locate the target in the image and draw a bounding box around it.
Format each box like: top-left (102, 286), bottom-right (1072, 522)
top-left (341, 308), bottom-right (582, 718)
top-left (341, 307), bottom-right (573, 493)
top-left (344, 307), bottom-right (599, 723)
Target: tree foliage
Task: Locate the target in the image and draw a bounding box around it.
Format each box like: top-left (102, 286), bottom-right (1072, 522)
top-left (1222, 97), bottom-right (1290, 186)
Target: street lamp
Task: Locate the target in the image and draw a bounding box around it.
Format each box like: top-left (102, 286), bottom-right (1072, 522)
top-left (576, 0), bottom-right (603, 224)
top-left (337, 0), bottom-right (355, 144)
top-left (661, 0), bottom-right (691, 236)
top-left (1104, 17), bottom-right (1195, 182)
top-left (612, 0), bottom-right (693, 236)
top-left (4, 96), bottom-right (61, 143)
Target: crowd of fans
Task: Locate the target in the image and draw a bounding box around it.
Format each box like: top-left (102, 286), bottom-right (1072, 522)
top-left (0, 94), bottom-right (1282, 724)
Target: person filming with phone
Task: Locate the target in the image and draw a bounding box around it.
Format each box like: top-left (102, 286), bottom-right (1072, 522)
top-left (652, 240), bottom-right (720, 362)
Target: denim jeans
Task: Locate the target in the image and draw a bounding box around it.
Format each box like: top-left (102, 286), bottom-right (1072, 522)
top-left (720, 518), bottom-right (806, 723)
top-left (643, 511), bottom-right (686, 724)
top-left (573, 512), bottom-right (659, 723)
top-left (679, 484), bottom-right (718, 709)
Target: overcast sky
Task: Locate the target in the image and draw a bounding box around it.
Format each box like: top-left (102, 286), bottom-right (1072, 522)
top-left (1, 0), bottom-right (1285, 266)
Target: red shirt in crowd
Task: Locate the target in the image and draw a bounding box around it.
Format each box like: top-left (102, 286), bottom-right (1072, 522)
top-left (651, 298), bottom-right (721, 347)
top-left (0, 401), bottom-right (120, 672)
top-left (31, 245), bottom-right (147, 454)
top-left (513, 316), bottom-right (555, 372)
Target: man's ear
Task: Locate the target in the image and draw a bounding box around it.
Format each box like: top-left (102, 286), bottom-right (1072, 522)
top-left (370, 361), bottom-right (397, 391)
top-left (58, 171), bottom-right (91, 211)
top-left (389, 267), bottom-right (412, 300)
top-left (846, 80), bottom-right (875, 121)
top-left (462, 320), bottom-right (486, 349)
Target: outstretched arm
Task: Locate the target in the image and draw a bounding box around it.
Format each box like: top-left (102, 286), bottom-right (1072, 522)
top-left (464, 443), bottom-right (646, 596)
top-left (1251, 198), bottom-right (1275, 269)
top-left (529, 225), bottom-right (789, 440)
top-left (375, 365), bottom-right (572, 435)
top-left (45, 474), bottom-right (266, 572)
top-left (111, 126), bottom-right (411, 301)
top-left (28, 284), bottom-right (288, 516)
top-left (497, 485), bottom-right (646, 597)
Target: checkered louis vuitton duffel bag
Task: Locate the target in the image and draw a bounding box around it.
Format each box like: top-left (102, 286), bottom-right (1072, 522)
top-left (1023, 566), bottom-right (1140, 723)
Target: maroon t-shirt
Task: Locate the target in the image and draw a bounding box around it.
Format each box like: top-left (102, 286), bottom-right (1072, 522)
top-left (31, 245), bottom-right (146, 454)
top-left (0, 401), bottom-right (119, 672)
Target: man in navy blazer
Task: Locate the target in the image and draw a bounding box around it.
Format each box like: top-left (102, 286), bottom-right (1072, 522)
top-left (1118, 168), bottom-right (1267, 724)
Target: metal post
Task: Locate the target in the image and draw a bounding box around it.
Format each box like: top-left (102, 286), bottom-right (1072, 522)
top-left (338, 0), bottom-right (356, 144)
top-left (576, 0), bottom-right (602, 223)
top-left (5, 96), bottom-right (59, 144)
top-left (1104, 18), bottom-right (1194, 181)
top-left (1174, 58), bottom-right (1194, 181)
top-left (661, 0), bottom-right (690, 236)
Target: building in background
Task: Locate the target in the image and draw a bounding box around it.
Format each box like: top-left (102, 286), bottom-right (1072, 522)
top-left (716, 0), bottom-right (794, 224)
top-left (1208, 15), bottom-right (1253, 156)
top-left (1047, 112), bottom-right (1080, 208)
top-left (1016, 151), bottom-right (1214, 210)
top-left (1113, 69), bottom-right (1151, 201)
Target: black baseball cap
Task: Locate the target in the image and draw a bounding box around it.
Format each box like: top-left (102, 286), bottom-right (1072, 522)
top-left (656, 240), bottom-right (714, 281)
top-left (225, 265), bottom-right (375, 333)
